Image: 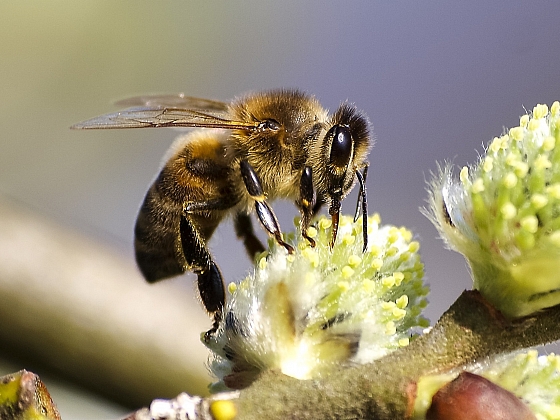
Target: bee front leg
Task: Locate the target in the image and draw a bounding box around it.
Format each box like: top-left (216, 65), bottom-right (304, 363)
top-left (298, 166), bottom-right (317, 247)
top-left (180, 215), bottom-right (225, 340)
top-left (239, 160), bottom-right (294, 254)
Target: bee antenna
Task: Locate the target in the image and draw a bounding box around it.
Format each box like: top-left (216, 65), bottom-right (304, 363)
top-left (354, 164), bottom-right (369, 252)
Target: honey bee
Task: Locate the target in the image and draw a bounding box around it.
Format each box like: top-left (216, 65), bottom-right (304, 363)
top-left (72, 89), bottom-right (371, 338)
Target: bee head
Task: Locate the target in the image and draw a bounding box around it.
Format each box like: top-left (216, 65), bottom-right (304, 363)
top-left (310, 104), bottom-right (371, 245)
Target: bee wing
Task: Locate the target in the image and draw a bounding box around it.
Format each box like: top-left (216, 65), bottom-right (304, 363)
top-left (71, 106), bottom-right (260, 130)
top-left (115, 94), bottom-right (229, 112)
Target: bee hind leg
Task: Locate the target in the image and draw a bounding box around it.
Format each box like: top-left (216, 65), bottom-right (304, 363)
top-left (180, 215), bottom-right (225, 340)
top-left (197, 262), bottom-right (224, 341)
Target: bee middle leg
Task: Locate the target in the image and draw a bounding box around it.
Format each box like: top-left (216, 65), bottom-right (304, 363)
top-left (239, 159), bottom-right (294, 254)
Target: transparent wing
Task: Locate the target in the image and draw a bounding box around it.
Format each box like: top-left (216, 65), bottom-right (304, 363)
top-left (115, 94), bottom-right (229, 112)
top-left (71, 106), bottom-right (259, 130)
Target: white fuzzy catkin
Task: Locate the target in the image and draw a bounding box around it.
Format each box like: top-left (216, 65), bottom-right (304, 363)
top-left (204, 214), bottom-right (429, 391)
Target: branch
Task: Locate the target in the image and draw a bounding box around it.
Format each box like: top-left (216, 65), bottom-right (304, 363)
top-left (126, 290), bottom-right (560, 419)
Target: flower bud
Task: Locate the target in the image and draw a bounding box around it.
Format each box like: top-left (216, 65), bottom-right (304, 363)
top-left (427, 372), bottom-right (536, 420)
top-left (426, 102), bottom-right (560, 317)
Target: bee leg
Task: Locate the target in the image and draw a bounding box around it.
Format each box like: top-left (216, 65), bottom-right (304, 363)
top-left (353, 164), bottom-right (369, 252)
top-left (329, 198), bottom-right (341, 248)
top-left (198, 263), bottom-right (224, 341)
top-left (234, 212), bottom-right (266, 259)
top-left (179, 215), bottom-right (225, 340)
top-left (298, 166), bottom-right (317, 247)
top-left (239, 159), bottom-right (294, 254)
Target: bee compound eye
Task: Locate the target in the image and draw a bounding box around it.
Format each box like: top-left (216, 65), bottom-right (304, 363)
top-left (328, 125), bottom-right (353, 169)
top-left (259, 119), bottom-right (281, 131)
top-left (267, 119), bottom-right (281, 130)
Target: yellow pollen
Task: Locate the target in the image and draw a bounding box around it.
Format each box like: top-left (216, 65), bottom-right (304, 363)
top-left (306, 226), bottom-right (318, 238)
top-left (386, 246), bottom-right (399, 257)
top-left (509, 126), bottom-right (524, 141)
top-left (460, 166), bottom-right (469, 184)
top-left (348, 255), bottom-right (362, 267)
top-left (399, 252), bottom-right (411, 262)
top-left (472, 178), bottom-right (485, 193)
top-left (549, 231), bottom-right (560, 247)
top-left (319, 218), bottom-right (332, 230)
top-left (399, 227), bottom-right (413, 242)
top-left (527, 118), bottom-right (542, 132)
top-left (408, 241), bottom-right (420, 253)
top-left (396, 295), bottom-right (409, 308)
top-left (382, 276), bottom-right (396, 288)
top-left (398, 337), bottom-right (410, 347)
top-left (514, 162), bottom-right (529, 178)
top-left (341, 266), bottom-right (354, 279)
top-left (387, 228), bottom-right (399, 243)
top-left (500, 202), bottom-right (517, 220)
top-left (302, 247), bottom-right (319, 266)
top-left (392, 308), bottom-right (407, 320)
top-left (381, 301), bottom-right (396, 310)
top-left (531, 194), bottom-right (548, 209)
top-left (371, 258), bottom-right (383, 269)
top-left (337, 281), bottom-right (350, 291)
top-left (489, 137), bottom-right (502, 153)
top-left (503, 172), bottom-right (517, 188)
top-left (369, 245), bottom-right (382, 256)
top-left (534, 155), bottom-right (552, 170)
top-left (505, 153), bottom-right (520, 166)
top-left (533, 104), bottom-right (549, 119)
top-left (547, 183), bottom-right (560, 199)
top-left (543, 135), bottom-right (556, 151)
top-left (520, 215), bottom-right (538, 233)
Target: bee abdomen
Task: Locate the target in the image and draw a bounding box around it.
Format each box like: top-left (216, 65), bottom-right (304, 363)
top-left (134, 183), bottom-right (186, 282)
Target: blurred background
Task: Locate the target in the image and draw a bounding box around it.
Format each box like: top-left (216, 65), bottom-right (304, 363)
top-left (2, 1), bottom-right (560, 418)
